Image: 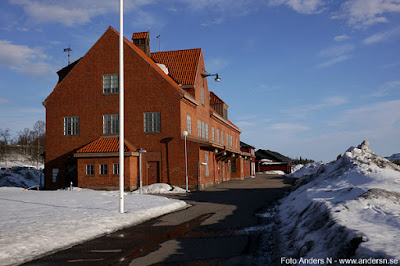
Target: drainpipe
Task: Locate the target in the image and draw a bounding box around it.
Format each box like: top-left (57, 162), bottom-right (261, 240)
top-left (197, 161), bottom-right (200, 191)
top-left (138, 149), bottom-right (147, 194)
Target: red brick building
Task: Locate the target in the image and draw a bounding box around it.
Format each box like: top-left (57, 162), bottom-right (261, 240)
top-left (43, 27), bottom-right (249, 190)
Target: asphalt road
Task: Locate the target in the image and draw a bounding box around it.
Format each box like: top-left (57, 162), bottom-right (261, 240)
top-left (25, 174), bottom-right (291, 265)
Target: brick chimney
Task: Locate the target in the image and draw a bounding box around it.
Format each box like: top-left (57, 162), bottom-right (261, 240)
top-left (131, 31), bottom-right (150, 56)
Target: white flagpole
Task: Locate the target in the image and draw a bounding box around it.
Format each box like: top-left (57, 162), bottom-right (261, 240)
top-left (119, 0), bottom-right (125, 213)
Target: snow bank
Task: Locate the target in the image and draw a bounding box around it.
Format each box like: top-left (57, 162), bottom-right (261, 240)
top-left (132, 183), bottom-right (187, 194)
top-left (285, 162), bottom-right (324, 179)
top-left (262, 170), bottom-right (286, 175)
top-left (0, 167), bottom-right (43, 188)
top-left (0, 188), bottom-right (187, 265)
top-left (278, 141), bottom-right (400, 261)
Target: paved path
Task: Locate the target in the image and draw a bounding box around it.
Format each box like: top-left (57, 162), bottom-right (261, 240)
top-left (25, 174), bottom-right (291, 265)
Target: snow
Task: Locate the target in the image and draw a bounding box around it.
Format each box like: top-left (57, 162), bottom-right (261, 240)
top-left (0, 167), bottom-right (44, 188)
top-left (278, 141), bottom-right (400, 261)
top-left (261, 170), bottom-right (286, 175)
top-left (0, 188), bottom-right (187, 265)
top-left (132, 183), bottom-right (187, 194)
top-left (285, 162), bottom-right (324, 179)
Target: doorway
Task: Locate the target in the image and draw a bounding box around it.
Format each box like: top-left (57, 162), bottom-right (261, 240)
top-left (147, 161), bottom-right (160, 184)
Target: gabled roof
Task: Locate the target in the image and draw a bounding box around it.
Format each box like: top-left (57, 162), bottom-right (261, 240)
top-left (240, 141), bottom-right (255, 149)
top-left (56, 58), bottom-right (82, 83)
top-left (210, 91), bottom-right (228, 106)
top-left (76, 137), bottom-right (136, 153)
top-left (132, 31), bottom-right (149, 40)
top-left (151, 48), bottom-right (201, 85)
top-left (256, 149), bottom-right (291, 162)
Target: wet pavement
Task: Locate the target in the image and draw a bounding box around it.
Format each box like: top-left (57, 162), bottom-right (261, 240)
top-left (24, 174), bottom-right (291, 265)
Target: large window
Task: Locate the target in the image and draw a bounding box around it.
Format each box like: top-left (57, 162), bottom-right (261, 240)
top-left (201, 88), bottom-right (205, 105)
top-left (221, 130), bottom-right (224, 145)
top-left (217, 129), bottom-right (220, 143)
top-left (144, 112), bottom-right (161, 133)
top-left (212, 127), bottom-right (215, 142)
top-left (103, 114), bottom-right (119, 135)
top-left (187, 114), bottom-right (192, 134)
top-left (64, 116), bottom-right (79, 136)
top-left (198, 120), bottom-right (201, 137)
top-left (103, 74), bottom-right (119, 94)
top-left (205, 152), bottom-right (209, 176)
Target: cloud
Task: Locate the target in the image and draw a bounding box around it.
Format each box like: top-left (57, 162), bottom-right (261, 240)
top-left (287, 96), bottom-right (348, 118)
top-left (131, 9), bottom-right (165, 30)
top-left (317, 44), bottom-right (355, 68)
top-left (9, 0), bottom-right (157, 27)
top-left (258, 84), bottom-right (281, 92)
top-left (363, 26), bottom-right (400, 44)
top-left (268, 0), bottom-right (325, 14)
top-left (0, 40), bottom-right (54, 76)
top-left (0, 98), bottom-right (9, 104)
top-left (176, 0), bottom-right (257, 16)
top-left (332, 0), bottom-right (400, 29)
top-left (205, 57), bottom-right (230, 72)
top-left (269, 123), bottom-right (310, 132)
top-left (334, 34), bottom-right (350, 42)
top-left (201, 17), bottom-right (224, 27)
top-left (368, 81), bottom-right (400, 97)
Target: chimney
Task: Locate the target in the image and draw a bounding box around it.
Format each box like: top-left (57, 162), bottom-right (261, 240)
top-left (131, 31), bottom-right (150, 56)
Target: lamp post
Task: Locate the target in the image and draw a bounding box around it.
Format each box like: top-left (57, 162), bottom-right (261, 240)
top-left (138, 149), bottom-right (147, 194)
top-left (119, 0), bottom-right (125, 214)
top-left (201, 73), bottom-right (221, 82)
top-left (183, 131), bottom-right (189, 192)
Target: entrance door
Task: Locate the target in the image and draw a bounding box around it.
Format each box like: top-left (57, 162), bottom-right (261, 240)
top-left (147, 161), bottom-right (160, 184)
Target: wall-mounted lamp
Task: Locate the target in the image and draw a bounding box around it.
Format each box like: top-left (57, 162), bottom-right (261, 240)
top-left (201, 73), bottom-right (221, 82)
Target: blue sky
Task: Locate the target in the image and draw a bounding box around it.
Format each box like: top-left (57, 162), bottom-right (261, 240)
top-left (0, 0), bottom-right (399, 162)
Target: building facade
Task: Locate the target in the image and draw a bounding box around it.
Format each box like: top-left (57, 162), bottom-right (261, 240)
top-left (43, 27), bottom-right (249, 190)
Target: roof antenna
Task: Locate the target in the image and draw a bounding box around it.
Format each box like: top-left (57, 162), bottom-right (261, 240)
top-left (156, 35), bottom-right (161, 52)
top-left (63, 45), bottom-right (72, 65)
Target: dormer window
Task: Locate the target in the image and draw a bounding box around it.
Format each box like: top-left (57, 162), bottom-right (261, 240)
top-left (103, 74), bottom-right (118, 94)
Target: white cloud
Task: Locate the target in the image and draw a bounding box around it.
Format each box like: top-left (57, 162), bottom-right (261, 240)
top-left (10, 0), bottom-right (157, 27)
top-left (317, 44), bottom-right (355, 68)
top-left (268, 0), bottom-right (325, 14)
top-left (258, 84), bottom-right (281, 92)
top-left (269, 123), bottom-right (310, 132)
top-left (205, 57), bottom-right (230, 72)
top-left (332, 0), bottom-right (400, 29)
top-left (0, 40), bottom-right (54, 76)
top-left (334, 34), bottom-right (350, 42)
top-left (201, 17), bottom-right (224, 27)
top-left (286, 96), bottom-right (348, 118)
top-left (368, 81), bottom-right (400, 97)
top-left (131, 9), bottom-right (165, 30)
top-left (363, 26), bottom-right (400, 44)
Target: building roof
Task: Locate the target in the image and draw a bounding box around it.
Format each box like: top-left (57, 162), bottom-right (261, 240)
top-left (76, 137), bottom-right (136, 153)
top-left (210, 91), bottom-right (228, 106)
top-left (256, 149), bottom-right (291, 162)
top-left (240, 141), bottom-right (255, 149)
top-left (151, 49), bottom-right (201, 85)
top-left (132, 31), bottom-right (149, 40)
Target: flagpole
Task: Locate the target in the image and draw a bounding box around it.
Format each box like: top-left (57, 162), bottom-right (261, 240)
top-left (119, 0), bottom-right (125, 213)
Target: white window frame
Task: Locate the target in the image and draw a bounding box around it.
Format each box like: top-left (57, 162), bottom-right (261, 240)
top-left (113, 163), bottom-right (119, 175)
top-left (217, 129), bottom-right (220, 143)
top-left (197, 120), bottom-right (201, 137)
top-left (221, 130), bottom-right (224, 145)
top-left (205, 152), bottom-right (209, 176)
top-left (212, 127), bottom-right (215, 142)
top-left (205, 124), bottom-right (209, 139)
top-left (103, 74), bottom-right (119, 94)
top-left (103, 114), bottom-right (119, 135)
top-left (86, 164), bottom-right (94, 175)
top-left (64, 116), bottom-right (79, 136)
top-left (99, 164), bottom-right (108, 175)
top-left (144, 112), bottom-right (161, 133)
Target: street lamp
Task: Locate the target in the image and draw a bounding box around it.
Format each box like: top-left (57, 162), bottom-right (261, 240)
top-left (201, 73), bottom-right (221, 82)
top-left (183, 131), bottom-right (189, 192)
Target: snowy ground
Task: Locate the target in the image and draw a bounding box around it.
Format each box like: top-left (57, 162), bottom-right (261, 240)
top-left (0, 180), bottom-right (188, 265)
top-left (131, 183), bottom-right (187, 194)
top-left (278, 141), bottom-right (400, 263)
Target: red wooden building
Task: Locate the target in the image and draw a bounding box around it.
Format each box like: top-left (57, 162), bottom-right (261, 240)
top-left (255, 149), bottom-right (292, 174)
top-left (43, 27), bottom-right (250, 190)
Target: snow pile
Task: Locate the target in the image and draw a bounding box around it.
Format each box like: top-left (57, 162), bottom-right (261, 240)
top-left (0, 167), bottom-right (43, 188)
top-left (0, 188), bottom-right (187, 265)
top-left (386, 153), bottom-right (400, 162)
top-left (132, 183), bottom-right (187, 194)
top-left (262, 170), bottom-right (286, 175)
top-left (285, 162), bottom-right (324, 179)
top-left (278, 141), bottom-right (400, 261)
top-left (291, 164), bottom-right (304, 173)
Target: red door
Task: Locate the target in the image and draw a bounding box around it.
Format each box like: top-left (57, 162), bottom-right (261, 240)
top-left (147, 161), bottom-right (160, 185)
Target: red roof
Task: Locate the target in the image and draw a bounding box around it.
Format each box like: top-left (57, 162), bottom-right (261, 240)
top-left (76, 137), bottom-right (136, 153)
top-left (151, 49), bottom-right (201, 85)
top-left (132, 31), bottom-right (149, 40)
top-left (210, 91), bottom-right (228, 106)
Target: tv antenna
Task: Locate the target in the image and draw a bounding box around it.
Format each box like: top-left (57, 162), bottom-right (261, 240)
top-left (63, 45), bottom-right (72, 65)
top-left (156, 35), bottom-right (161, 52)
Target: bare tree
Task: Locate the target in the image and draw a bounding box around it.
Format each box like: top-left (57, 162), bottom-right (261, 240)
top-left (33, 121), bottom-right (45, 167)
top-left (0, 128), bottom-right (11, 166)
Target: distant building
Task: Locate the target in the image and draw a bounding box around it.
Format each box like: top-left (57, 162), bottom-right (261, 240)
top-left (256, 149), bottom-right (291, 174)
top-left (240, 141), bottom-right (256, 176)
top-left (43, 27), bottom-right (250, 190)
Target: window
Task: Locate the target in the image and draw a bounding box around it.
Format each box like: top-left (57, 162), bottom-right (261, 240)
top-left (52, 168), bottom-right (58, 183)
top-left (144, 112), bottom-right (161, 133)
top-left (221, 130), bottom-right (224, 145)
top-left (197, 120), bottom-right (201, 137)
top-left (103, 114), bottom-right (119, 134)
top-left (212, 127), bottom-right (215, 142)
top-left (187, 114), bottom-right (192, 134)
top-left (64, 116), bottom-right (79, 136)
top-left (217, 129), bottom-right (220, 143)
top-left (113, 164), bottom-right (119, 175)
top-left (201, 121), bottom-right (205, 138)
top-left (227, 133), bottom-right (229, 147)
top-left (99, 164), bottom-right (108, 175)
top-left (201, 88), bottom-right (205, 105)
top-left (86, 164), bottom-right (94, 175)
top-left (231, 159), bottom-right (236, 173)
top-left (205, 152), bottom-right (209, 176)
top-left (103, 74), bottom-right (119, 94)
top-left (205, 124), bottom-right (209, 139)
